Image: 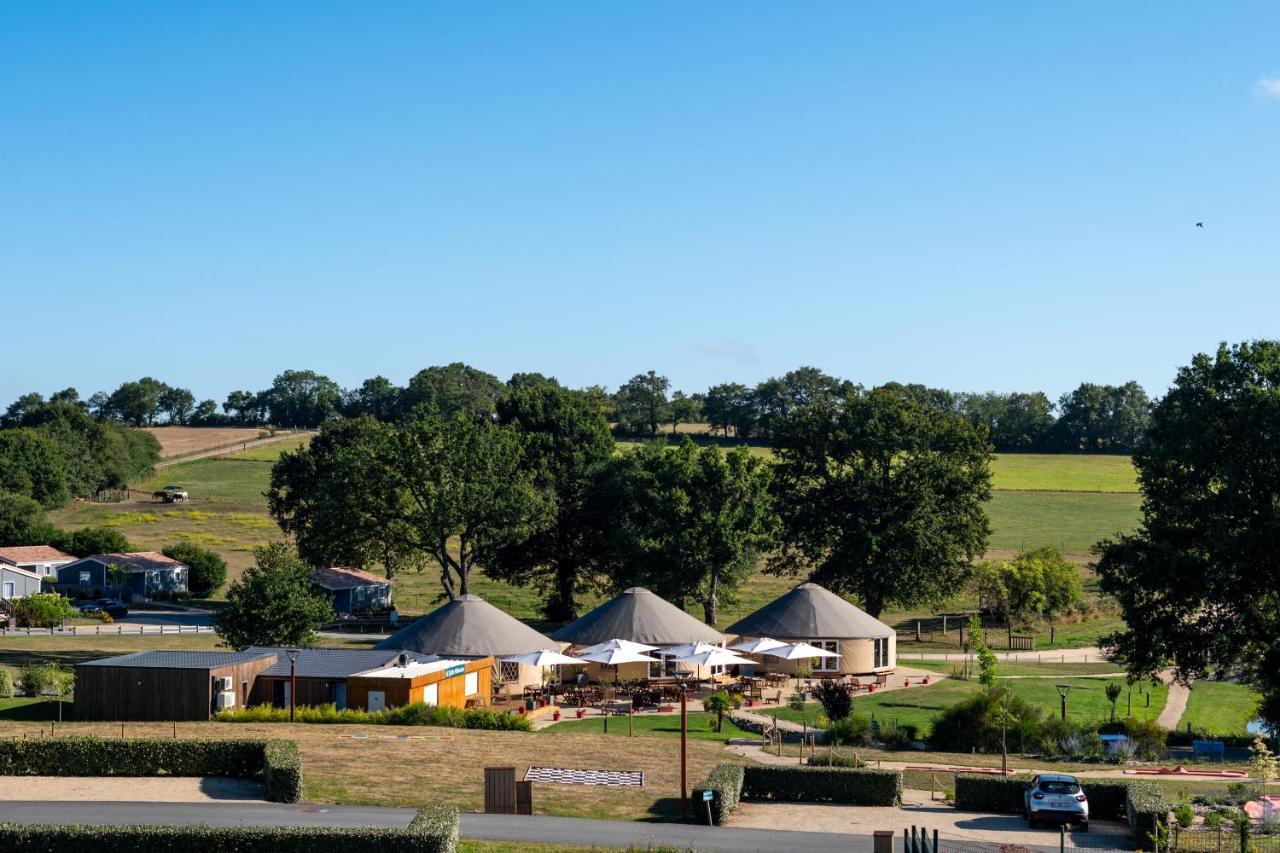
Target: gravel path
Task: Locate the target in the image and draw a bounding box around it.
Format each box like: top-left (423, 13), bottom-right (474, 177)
top-left (0, 777), bottom-right (266, 802)
top-left (1156, 673), bottom-right (1191, 730)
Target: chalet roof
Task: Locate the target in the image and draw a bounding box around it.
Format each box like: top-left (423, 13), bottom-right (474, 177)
top-left (251, 647), bottom-right (415, 678)
top-left (724, 583), bottom-right (893, 640)
top-left (0, 563), bottom-right (42, 581)
top-left (551, 587), bottom-right (723, 646)
top-left (312, 566), bottom-right (390, 590)
top-left (78, 650), bottom-right (276, 670)
top-left (77, 552), bottom-right (187, 572)
top-left (375, 595), bottom-right (556, 658)
top-left (0, 545), bottom-right (74, 565)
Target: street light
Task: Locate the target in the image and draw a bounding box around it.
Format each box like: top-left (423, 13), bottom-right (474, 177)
top-left (679, 682), bottom-right (688, 819)
top-left (288, 649), bottom-right (299, 722)
top-left (1056, 683), bottom-right (1072, 722)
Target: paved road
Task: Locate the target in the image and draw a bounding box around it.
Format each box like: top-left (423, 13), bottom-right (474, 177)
top-left (0, 801), bottom-right (869, 852)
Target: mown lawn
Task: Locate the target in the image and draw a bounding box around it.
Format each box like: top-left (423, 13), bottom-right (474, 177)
top-left (990, 454), bottom-right (1137, 493)
top-left (0, 697), bottom-right (71, 722)
top-left (986, 490), bottom-right (1141, 554)
top-left (541, 710), bottom-right (756, 742)
top-left (1178, 680), bottom-right (1261, 736)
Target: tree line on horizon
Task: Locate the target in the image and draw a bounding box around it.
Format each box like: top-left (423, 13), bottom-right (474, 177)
top-left (4, 363), bottom-right (1153, 454)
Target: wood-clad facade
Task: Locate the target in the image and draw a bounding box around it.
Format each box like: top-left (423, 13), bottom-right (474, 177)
top-left (347, 658), bottom-right (493, 711)
top-left (75, 655), bottom-right (276, 721)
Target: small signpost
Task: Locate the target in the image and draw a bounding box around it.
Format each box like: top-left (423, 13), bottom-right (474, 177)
top-left (702, 789), bottom-right (715, 826)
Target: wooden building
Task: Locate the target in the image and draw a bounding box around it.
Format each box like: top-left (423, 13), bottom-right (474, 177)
top-left (247, 648), bottom-right (413, 710)
top-left (347, 657), bottom-right (493, 711)
top-left (312, 566), bottom-right (393, 616)
top-left (75, 650), bottom-right (278, 721)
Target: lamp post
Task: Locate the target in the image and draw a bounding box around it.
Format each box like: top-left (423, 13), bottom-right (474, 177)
top-left (1056, 683), bottom-right (1072, 722)
top-left (288, 649), bottom-right (299, 722)
top-left (680, 683), bottom-right (688, 819)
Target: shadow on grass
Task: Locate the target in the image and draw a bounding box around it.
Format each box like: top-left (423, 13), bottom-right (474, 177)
top-left (0, 699), bottom-right (73, 722)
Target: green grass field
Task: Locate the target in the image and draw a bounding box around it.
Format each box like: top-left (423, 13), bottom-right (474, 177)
top-left (990, 454), bottom-right (1137, 493)
top-left (771, 675), bottom-right (1167, 736)
top-left (987, 490), bottom-right (1141, 553)
top-left (541, 710), bottom-right (756, 741)
top-left (1177, 680), bottom-right (1261, 736)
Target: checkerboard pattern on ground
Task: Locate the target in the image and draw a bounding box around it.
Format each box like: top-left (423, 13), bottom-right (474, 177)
top-left (524, 767), bottom-right (644, 787)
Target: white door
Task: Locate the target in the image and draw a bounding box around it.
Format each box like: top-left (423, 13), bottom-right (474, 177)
top-left (367, 690), bottom-right (386, 712)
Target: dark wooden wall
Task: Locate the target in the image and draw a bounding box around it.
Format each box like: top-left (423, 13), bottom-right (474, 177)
top-left (74, 657), bottom-right (275, 721)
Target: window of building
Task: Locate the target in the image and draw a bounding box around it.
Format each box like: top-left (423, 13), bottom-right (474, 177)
top-left (808, 640), bottom-right (839, 672)
top-left (872, 637), bottom-right (889, 669)
top-left (464, 671), bottom-right (479, 696)
top-left (79, 571), bottom-right (90, 587)
top-left (499, 661), bottom-right (521, 683)
top-left (2, 582), bottom-right (13, 599)
top-left (647, 652), bottom-right (679, 679)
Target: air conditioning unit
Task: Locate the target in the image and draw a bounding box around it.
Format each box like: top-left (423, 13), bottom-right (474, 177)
top-left (217, 676), bottom-right (233, 692)
top-left (214, 691), bottom-right (236, 711)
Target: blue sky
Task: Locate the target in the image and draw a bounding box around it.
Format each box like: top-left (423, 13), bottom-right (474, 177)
top-left (3, 3), bottom-right (1278, 406)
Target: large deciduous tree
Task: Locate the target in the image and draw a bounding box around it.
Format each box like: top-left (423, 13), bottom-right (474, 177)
top-left (486, 385), bottom-right (615, 621)
top-left (1096, 341), bottom-right (1280, 726)
top-left (614, 371), bottom-right (670, 436)
top-left (400, 363), bottom-right (502, 421)
top-left (768, 385), bottom-right (992, 618)
top-left (600, 440), bottom-right (776, 625)
top-left (215, 544), bottom-right (334, 650)
top-left (270, 409), bottom-right (549, 600)
top-left (262, 370), bottom-right (342, 428)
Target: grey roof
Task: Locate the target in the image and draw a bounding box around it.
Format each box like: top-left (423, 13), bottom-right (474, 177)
top-left (551, 587), bottom-right (723, 646)
top-left (250, 647), bottom-right (412, 679)
top-left (78, 650), bottom-right (277, 670)
top-left (375, 594), bottom-right (556, 657)
top-left (724, 583), bottom-right (893, 640)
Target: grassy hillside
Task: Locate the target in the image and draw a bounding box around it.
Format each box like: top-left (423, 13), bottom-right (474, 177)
top-left (48, 438), bottom-right (1136, 644)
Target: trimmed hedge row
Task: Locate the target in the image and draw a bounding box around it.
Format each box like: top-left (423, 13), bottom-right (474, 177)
top-left (742, 765), bottom-right (902, 806)
top-left (690, 764), bottom-right (745, 825)
top-left (955, 773), bottom-right (1154, 823)
top-left (954, 773), bottom-right (1169, 846)
top-left (0, 738), bottom-right (303, 803)
top-left (1126, 782), bottom-right (1168, 847)
top-left (0, 805), bottom-right (459, 853)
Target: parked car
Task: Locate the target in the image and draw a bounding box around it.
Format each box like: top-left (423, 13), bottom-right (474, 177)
top-left (79, 598), bottom-right (129, 619)
top-left (1025, 773), bottom-right (1089, 830)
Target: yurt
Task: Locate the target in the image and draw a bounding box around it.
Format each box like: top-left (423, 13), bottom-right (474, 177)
top-left (724, 583), bottom-right (895, 676)
top-left (551, 587), bottom-right (724, 681)
top-left (376, 594), bottom-right (557, 690)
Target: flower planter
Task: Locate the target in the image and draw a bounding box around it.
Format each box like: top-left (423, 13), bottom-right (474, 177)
top-left (922, 677), bottom-right (930, 685)
top-left (658, 705), bottom-right (675, 713)
top-left (868, 684), bottom-right (877, 693)
top-left (553, 711), bottom-right (561, 721)
top-left (576, 709), bottom-right (586, 719)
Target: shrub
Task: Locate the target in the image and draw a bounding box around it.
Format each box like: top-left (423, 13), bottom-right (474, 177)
top-left (807, 751), bottom-right (865, 768)
top-left (13, 594), bottom-right (76, 629)
top-left (954, 773), bottom-right (1031, 813)
top-left (216, 702), bottom-right (532, 732)
top-left (1082, 779), bottom-right (1138, 821)
top-left (1124, 717), bottom-right (1168, 760)
top-left (702, 691), bottom-right (741, 732)
top-left (879, 721), bottom-right (919, 750)
top-left (690, 764), bottom-right (745, 825)
top-left (930, 689), bottom-right (1043, 753)
top-left (162, 542), bottom-right (227, 597)
top-left (1173, 804), bottom-right (1195, 829)
top-left (1126, 781), bottom-right (1169, 847)
top-left (742, 765), bottom-right (901, 806)
top-left (58, 526), bottom-right (132, 558)
top-left (825, 713), bottom-right (872, 746)
top-left (0, 670), bottom-right (12, 699)
top-left (0, 737), bottom-right (303, 804)
top-left (1204, 811), bottom-right (1224, 829)
top-left (18, 662), bottom-right (72, 699)
top-left (0, 804), bottom-right (458, 853)
top-left (812, 679), bottom-right (854, 721)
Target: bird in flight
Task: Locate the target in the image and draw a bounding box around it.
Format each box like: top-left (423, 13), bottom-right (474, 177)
top-left (1195, 222), bottom-right (1204, 228)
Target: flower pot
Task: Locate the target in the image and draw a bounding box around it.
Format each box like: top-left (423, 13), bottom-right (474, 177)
top-left (553, 711), bottom-right (561, 721)
top-left (922, 677), bottom-right (930, 685)
top-left (518, 706), bottom-right (526, 715)
top-left (576, 709), bottom-right (586, 719)
top-left (868, 684), bottom-right (877, 693)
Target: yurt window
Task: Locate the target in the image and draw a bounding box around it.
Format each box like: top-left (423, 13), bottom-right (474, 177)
top-left (872, 637), bottom-right (889, 668)
top-left (809, 640), bottom-right (839, 672)
top-left (499, 661), bottom-right (521, 683)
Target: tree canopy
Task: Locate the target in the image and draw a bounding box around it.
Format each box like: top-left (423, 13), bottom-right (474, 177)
top-left (214, 543), bottom-right (334, 650)
top-left (1096, 341), bottom-right (1280, 726)
top-left (769, 384), bottom-right (992, 618)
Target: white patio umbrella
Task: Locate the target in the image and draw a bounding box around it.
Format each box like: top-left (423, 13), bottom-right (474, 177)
top-left (577, 647), bottom-right (661, 666)
top-left (728, 637), bottom-right (789, 654)
top-left (671, 648), bottom-right (756, 669)
top-left (575, 638), bottom-right (659, 656)
top-left (499, 649), bottom-right (586, 667)
top-left (759, 642), bottom-right (842, 661)
top-left (662, 641), bottom-right (724, 659)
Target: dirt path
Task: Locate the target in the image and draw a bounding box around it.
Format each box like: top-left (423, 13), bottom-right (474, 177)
top-left (0, 777), bottom-right (266, 802)
top-left (154, 430), bottom-right (312, 469)
top-left (1157, 673), bottom-right (1191, 730)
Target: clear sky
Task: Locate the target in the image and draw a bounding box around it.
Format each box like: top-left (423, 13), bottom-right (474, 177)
top-left (3, 3), bottom-right (1278, 407)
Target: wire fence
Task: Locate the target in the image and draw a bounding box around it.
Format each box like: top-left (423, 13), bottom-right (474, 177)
top-left (1169, 823), bottom-right (1280, 853)
top-left (0, 624), bottom-right (215, 637)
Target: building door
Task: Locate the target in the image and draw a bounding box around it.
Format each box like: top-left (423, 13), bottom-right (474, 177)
top-left (334, 683), bottom-right (348, 710)
top-left (367, 690), bottom-right (386, 712)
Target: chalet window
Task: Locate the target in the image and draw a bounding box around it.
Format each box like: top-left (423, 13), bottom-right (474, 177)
top-left (808, 640), bottom-right (839, 672)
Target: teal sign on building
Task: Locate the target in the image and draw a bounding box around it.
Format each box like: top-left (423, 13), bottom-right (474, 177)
top-left (444, 664), bottom-right (466, 678)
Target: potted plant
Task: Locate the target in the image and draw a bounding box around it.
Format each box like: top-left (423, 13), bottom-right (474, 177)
top-left (576, 708), bottom-right (586, 719)
top-left (552, 710), bottom-right (561, 721)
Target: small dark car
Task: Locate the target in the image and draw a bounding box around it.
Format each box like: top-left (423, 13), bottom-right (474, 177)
top-left (80, 598), bottom-right (129, 619)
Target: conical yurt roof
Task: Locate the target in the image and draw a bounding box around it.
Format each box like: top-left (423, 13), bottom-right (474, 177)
top-left (551, 587), bottom-right (723, 646)
top-left (724, 583), bottom-right (893, 639)
top-left (375, 594), bottom-right (557, 658)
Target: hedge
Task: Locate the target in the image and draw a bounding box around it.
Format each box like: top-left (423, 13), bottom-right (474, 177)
top-left (217, 702), bottom-right (532, 731)
top-left (690, 764), bottom-right (745, 825)
top-left (954, 773), bottom-right (1032, 813)
top-left (742, 765), bottom-right (902, 806)
top-left (0, 738), bottom-right (303, 804)
top-left (0, 804), bottom-right (459, 853)
top-left (1126, 782), bottom-right (1168, 848)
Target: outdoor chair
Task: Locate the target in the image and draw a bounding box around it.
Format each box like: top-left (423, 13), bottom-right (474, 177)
top-left (764, 689), bottom-right (781, 705)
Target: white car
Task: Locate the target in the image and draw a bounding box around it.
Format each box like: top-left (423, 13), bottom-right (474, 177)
top-left (1024, 773), bottom-right (1089, 830)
